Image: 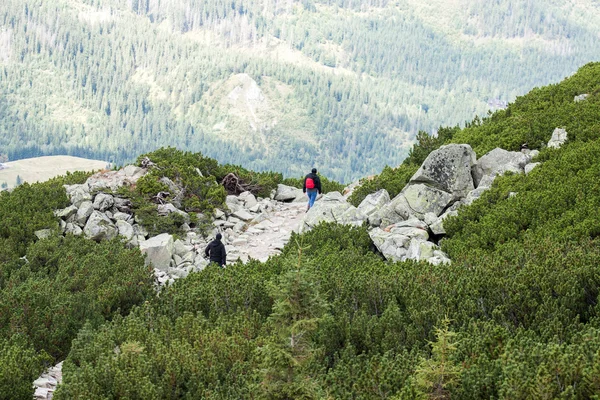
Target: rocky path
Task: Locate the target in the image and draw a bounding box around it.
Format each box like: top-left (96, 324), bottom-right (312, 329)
top-left (227, 201), bottom-right (307, 263)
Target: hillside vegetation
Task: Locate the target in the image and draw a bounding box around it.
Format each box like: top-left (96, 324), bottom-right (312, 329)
top-left (1, 64), bottom-right (599, 398)
top-left (2, 0), bottom-right (600, 181)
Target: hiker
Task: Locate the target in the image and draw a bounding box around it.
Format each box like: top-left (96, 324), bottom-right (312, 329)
top-left (303, 168), bottom-right (322, 211)
top-left (205, 233), bottom-right (227, 267)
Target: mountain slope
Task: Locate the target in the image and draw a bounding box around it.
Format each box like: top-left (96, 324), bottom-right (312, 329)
top-left (1, 0), bottom-right (600, 182)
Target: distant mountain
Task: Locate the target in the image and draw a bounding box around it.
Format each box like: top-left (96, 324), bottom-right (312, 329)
top-left (1, 0), bottom-right (600, 181)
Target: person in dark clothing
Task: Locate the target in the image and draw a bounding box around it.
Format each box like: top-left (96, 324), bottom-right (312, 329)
top-left (205, 233), bottom-right (227, 267)
top-left (303, 168), bottom-right (322, 211)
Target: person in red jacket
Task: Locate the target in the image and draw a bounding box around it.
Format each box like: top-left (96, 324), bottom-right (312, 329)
top-left (303, 168), bottom-right (322, 211)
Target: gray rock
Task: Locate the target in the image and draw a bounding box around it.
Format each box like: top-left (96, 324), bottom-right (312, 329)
top-left (472, 148), bottom-right (529, 187)
top-left (248, 204), bottom-right (261, 213)
top-left (132, 224), bottom-right (148, 238)
top-left (233, 209), bottom-right (254, 221)
top-left (402, 184), bottom-right (454, 218)
top-left (369, 228), bottom-right (410, 262)
top-left (70, 187), bottom-right (92, 208)
top-left (139, 233), bottom-right (174, 271)
top-left (525, 162), bottom-right (540, 175)
top-left (214, 208), bottom-right (225, 219)
top-left (574, 94), bottom-right (589, 102)
top-left (226, 195), bottom-right (242, 213)
top-left (123, 165), bottom-right (143, 177)
top-left (34, 229), bottom-right (53, 240)
top-left (240, 192), bottom-right (258, 208)
top-left (404, 238), bottom-right (436, 261)
top-left (83, 211), bottom-right (119, 241)
top-left (410, 144), bottom-right (476, 199)
top-left (113, 197), bottom-right (133, 213)
top-left (337, 206), bottom-right (368, 227)
top-left (357, 189), bottom-right (390, 217)
top-left (93, 193), bottom-right (115, 211)
top-left (173, 239), bottom-right (193, 257)
top-left (65, 223), bottom-right (83, 236)
top-left (274, 184), bottom-right (304, 202)
top-left (113, 212), bottom-right (132, 222)
top-left (54, 205), bottom-right (78, 219)
top-left (368, 194), bottom-right (413, 227)
top-left (429, 202), bottom-right (463, 235)
top-left (302, 194), bottom-right (352, 231)
top-left (116, 220), bottom-right (134, 241)
top-left (547, 128), bottom-right (568, 149)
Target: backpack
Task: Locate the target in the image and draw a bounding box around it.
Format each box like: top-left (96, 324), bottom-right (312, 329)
top-left (306, 177), bottom-right (315, 189)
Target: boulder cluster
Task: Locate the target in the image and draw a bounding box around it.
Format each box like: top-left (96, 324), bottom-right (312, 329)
top-left (300, 143), bottom-right (546, 265)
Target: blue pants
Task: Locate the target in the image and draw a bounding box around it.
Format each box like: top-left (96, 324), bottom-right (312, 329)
top-left (307, 189), bottom-right (318, 209)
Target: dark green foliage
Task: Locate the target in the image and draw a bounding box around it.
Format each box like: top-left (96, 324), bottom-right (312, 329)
top-left (0, 174), bottom-right (153, 398)
top-left (0, 171), bottom-right (90, 258)
top-left (0, 335), bottom-right (51, 400)
top-left (136, 147), bottom-right (226, 213)
top-left (348, 164), bottom-right (418, 207)
top-left (0, 235), bottom-right (153, 360)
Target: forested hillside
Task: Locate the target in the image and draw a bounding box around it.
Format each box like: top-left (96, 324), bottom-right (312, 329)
top-left (2, 0), bottom-right (600, 181)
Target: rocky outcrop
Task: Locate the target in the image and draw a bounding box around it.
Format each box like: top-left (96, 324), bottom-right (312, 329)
top-left (410, 144), bottom-right (476, 200)
top-left (547, 128), bottom-right (568, 149)
top-left (471, 148), bottom-right (529, 187)
top-left (574, 94), bottom-right (589, 102)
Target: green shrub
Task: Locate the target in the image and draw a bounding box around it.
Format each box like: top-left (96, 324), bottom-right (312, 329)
top-left (0, 335), bottom-right (51, 400)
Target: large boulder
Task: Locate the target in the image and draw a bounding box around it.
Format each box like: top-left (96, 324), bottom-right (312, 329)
top-left (409, 144), bottom-right (476, 199)
top-left (357, 189), bottom-right (390, 217)
top-left (139, 233), bottom-right (174, 271)
top-left (337, 206), bottom-right (368, 227)
top-left (402, 184), bottom-right (454, 218)
top-left (471, 148), bottom-right (529, 187)
top-left (547, 128), bottom-right (568, 149)
top-left (83, 211), bottom-right (118, 241)
top-left (274, 184), bottom-right (304, 202)
top-left (93, 192), bottom-right (114, 212)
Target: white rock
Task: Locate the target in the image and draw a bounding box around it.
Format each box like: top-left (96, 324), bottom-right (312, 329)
top-left (116, 220), bottom-right (134, 241)
top-left (93, 192), bottom-right (115, 212)
top-left (472, 148), bottom-right (529, 187)
top-left (233, 209), bottom-right (254, 221)
top-left (139, 233), bottom-right (174, 271)
top-left (83, 211), bottom-right (118, 241)
top-left (547, 128), bottom-right (568, 149)
top-left (525, 162), bottom-right (540, 175)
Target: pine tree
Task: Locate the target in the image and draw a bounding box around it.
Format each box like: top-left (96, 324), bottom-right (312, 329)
top-left (255, 240), bottom-right (328, 400)
top-left (415, 317), bottom-right (462, 400)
